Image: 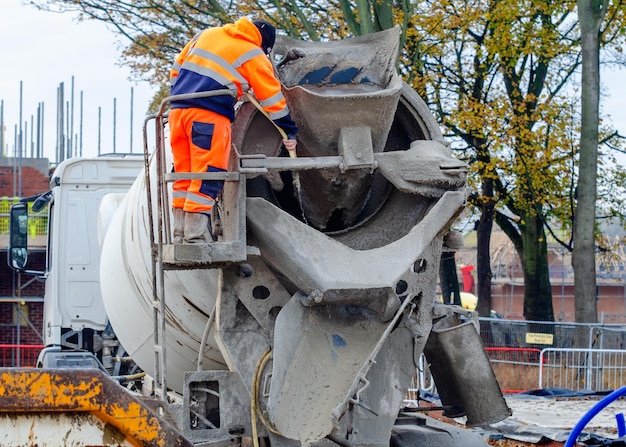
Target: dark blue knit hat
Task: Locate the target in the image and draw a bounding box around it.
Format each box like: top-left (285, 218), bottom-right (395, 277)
top-left (253, 20), bottom-right (276, 54)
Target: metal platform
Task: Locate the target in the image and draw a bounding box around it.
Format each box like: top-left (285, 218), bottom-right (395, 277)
top-left (161, 242), bottom-right (260, 270)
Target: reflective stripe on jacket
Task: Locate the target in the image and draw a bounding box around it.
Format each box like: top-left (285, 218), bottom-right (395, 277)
top-left (170, 18), bottom-right (298, 137)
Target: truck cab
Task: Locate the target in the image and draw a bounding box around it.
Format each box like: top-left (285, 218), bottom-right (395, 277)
top-left (8, 155), bottom-right (144, 373)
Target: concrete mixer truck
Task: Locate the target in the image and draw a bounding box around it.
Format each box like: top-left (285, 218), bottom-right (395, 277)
top-left (1, 28), bottom-right (510, 447)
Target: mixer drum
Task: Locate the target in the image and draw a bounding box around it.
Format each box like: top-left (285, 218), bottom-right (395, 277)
top-left (100, 28), bottom-right (450, 394)
top-left (100, 157), bottom-right (227, 391)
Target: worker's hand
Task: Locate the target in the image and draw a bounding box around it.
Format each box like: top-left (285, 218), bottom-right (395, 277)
top-left (283, 138), bottom-right (297, 155)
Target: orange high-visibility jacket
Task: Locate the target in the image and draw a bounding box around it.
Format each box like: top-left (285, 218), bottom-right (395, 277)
top-left (170, 18), bottom-right (298, 138)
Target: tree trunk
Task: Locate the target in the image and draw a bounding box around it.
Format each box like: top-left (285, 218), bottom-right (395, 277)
top-left (439, 251), bottom-right (461, 306)
top-left (521, 213), bottom-right (555, 322)
top-left (475, 177), bottom-right (494, 317)
top-left (573, 0), bottom-right (606, 325)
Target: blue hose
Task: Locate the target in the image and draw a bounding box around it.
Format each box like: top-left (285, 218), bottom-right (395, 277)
top-left (616, 412), bottom-right (625, 437)
top-left (565, 386), bottom-right (626, 447)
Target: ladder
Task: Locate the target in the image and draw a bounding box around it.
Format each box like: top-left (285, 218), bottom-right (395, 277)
top-left (140, 90), bottom-right (358, 402)
top-left (141, 90), bottom-right (255, 402)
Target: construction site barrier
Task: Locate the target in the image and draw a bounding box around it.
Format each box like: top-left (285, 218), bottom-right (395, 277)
top-left (485, 347), bottom-right (542, 393)
top-left (404, 354), bottom-right (436, 406)
top-left (477, 318), bottom-right (626, 392)
top-left (480, 317), bottom-right (626, 351)
top-left (405, 319), bottom-right (626, 399)
top-left (539, 348), bottom-right (626, 391)
top-left (0, 196), bottom-right (48, 237)
top-left (0, 344), bottom-right (44, 368)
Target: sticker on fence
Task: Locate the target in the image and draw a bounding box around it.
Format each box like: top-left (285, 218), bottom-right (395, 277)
top-left (525, 332), bottom-right (554, 345)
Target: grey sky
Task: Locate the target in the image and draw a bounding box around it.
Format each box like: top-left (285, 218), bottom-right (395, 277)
top-left (0, 0), bottom-right (156, 161)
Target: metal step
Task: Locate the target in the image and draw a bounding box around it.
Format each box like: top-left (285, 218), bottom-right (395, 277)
top-left (161, 242), bottom-right (260, 270)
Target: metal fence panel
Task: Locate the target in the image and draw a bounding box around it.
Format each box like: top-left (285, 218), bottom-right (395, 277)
top-left (591, 326), bottom-right (626, 350)
top-left (404, 319), bottom-right (626, 400)
top-left (539, 348), bottom-right (626, 392)
top-left (485, 348), bottom-right (541, 393)
top-left (479, 318), bottom-right (599, 350)
top-left (0, 344), bottom-right (44, 368)
top-left (404, 354), bottom-right (436, 406)
top-left (476, 318), bottom-right (626, 392)
top-left (0, 197), bottom-right (48, 236)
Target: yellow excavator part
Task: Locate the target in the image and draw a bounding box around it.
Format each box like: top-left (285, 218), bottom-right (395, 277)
top-left (0, 368), bottom-right (192, 447)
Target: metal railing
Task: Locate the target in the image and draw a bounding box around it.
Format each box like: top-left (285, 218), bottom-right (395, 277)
top-left (480, 318), bottom-right (626, 392)
top-left (0, 196), bottom-right (48, 236)
top-left (0, 197), bottom-right (19, 235)
top-left (485, 347), bottom-right (542, 393)
top-left (0, 344), bottom-right (44, 368)
top-left (479, 317), bottom-right (626, 351)
top-left (539, 348), bottom-right (626, 391)
top-left (406, 319), bottom-right (626, 397)
top-left (404, 354), bottom-right (436, 406)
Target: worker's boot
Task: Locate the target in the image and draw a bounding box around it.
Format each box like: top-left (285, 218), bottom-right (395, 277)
top-left (183, 212), bottom-right (215, 243)
top-left (172, 208), bottom-right (185, 244)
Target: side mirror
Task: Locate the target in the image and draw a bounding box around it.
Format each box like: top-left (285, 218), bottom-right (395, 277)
top-left (32, 190), bottom-right (52, 212)
top-left (8, 202), bottom-right (28, 270)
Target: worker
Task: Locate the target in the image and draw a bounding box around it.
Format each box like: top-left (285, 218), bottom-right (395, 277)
top-left (460, 264), bottom-right (475, 293)
top-left (169, 18), bottom-right (299, 243)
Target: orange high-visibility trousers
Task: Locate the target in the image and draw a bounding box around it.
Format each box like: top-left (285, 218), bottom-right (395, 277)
top-left (169, 107), bottom-right (232, 213)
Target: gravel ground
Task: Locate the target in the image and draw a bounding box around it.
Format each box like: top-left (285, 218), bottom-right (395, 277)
top-left (507, 394), bottom-right (625, 436)
top-left (480, 394), bottom-right (626, 443)
top-left (410, 391), bottom-right (626, 444)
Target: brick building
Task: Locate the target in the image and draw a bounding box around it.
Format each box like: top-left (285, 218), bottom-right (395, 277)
top-left (456, 229), bottom-right (626, 323)
top-left (0, 158), bottom-right (51, 365)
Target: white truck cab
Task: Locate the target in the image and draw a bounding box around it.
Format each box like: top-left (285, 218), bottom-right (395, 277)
top-left (8, 155), bottom-right (144, 370)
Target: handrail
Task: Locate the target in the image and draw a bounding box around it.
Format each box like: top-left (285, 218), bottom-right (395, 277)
top-left (539, 347), bottom-right (626, 391)
top-left (0, 344), bottom-right (44, 368)
top-left (141, 89), bottom-right (236, 403)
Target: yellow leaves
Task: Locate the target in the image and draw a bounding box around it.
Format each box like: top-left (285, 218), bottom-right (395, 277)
top-left (442, 73), bottom-right (578, 214)
top-left (485, 0), bottom-right (577, 65)
top-left (411, 0), bottom-right (485, 40)
top-left (445, 14), bottom-right (463, 30)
